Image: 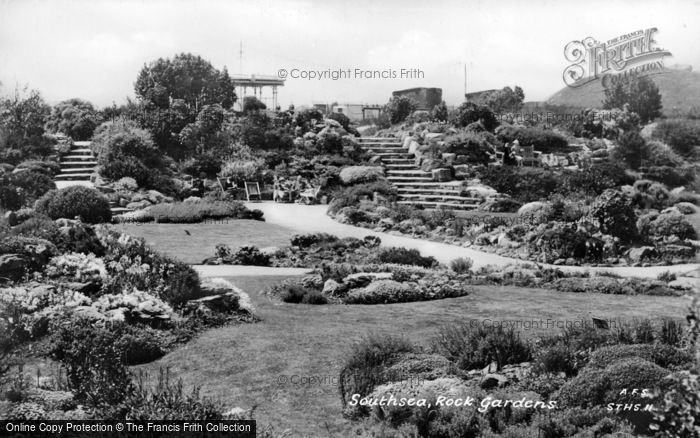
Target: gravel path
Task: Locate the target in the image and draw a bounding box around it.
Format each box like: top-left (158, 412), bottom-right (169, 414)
top-left (245, 202), bottom-right (700, 279)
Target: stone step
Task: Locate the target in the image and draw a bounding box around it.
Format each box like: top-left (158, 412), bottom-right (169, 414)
top-left (62, 154), bottom-right (96, 160)
top-left (385, 164), bottom-right (417, 169)
top-left (54, 173), bottom-right (93, 180)
top-left (397, 187), bottom-right (464, 194)
top-left (59, 161), bottom-right (98, 167)
top-left (398, 194), bottom-right (482, 203)
top-left (60, 167), bottom-right (97, 174)
top-left (387, 170), bottom-right (430, 176)
top-left (375, 152), bottom-right (414, 158)
top-left (111, 207), bottom-right (133, 214)
top-left (359, 137), bottom-right (402, 142)
top-left (72, 141), bottom-right (92, 147)
top-left (387, 176), bottom-right (433, 182)
top-left (391, 181), bottom-right (463, 188)
top-left (69, 148), bottom-right (93, 153)
top-left (397, 200), bottom-right (479, 210)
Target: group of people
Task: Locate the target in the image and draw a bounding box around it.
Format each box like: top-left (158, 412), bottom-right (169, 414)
top-left (273, 175), bottom-right (313, 203)
top-left (501, 140), bottom-right (523, 166)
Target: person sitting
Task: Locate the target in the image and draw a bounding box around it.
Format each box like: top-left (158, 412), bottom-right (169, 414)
top-left (502, 142), bottom-right (517, 166)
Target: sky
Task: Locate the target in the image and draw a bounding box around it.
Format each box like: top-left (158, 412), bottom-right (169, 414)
top-left (0, 0), bottom-right (699, 109)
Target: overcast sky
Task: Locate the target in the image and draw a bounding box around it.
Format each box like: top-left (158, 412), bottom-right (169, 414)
top-left (1, 0), bottom-right (698, 109)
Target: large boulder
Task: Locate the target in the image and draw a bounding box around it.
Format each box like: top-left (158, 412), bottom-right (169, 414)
top-left (322, 279), bottom-right (349, 298)
top-left (454, 164), bottom-right (470, 179)
top-left (420, 158), bottom-right (446, 172)
top-left (432, 168), bottom-right (452, 182)
top-left (0, 254), bottom-right (27, 280)
top-left (343, 272), bottom-right (393, 289)
top-left (627, 246), bottom-right (658, 262)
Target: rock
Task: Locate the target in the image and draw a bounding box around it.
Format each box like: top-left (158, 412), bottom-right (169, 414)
top-left (0, 254), bottom-right (27, 280)
top-left (322, 279), bottom-right (349, 298)
top-left (62, 281), bottom-right (100, 294)
top-left (73, 306), bottom-right (105, 321)
top-left (96, 185), bottom-right (115, 194)
top-left (669, 278), bottom-right (699, 290)
top-left (118, 198), bottom-right (128, 207)
top-left (187, 293), bottom-right (239, 313)
top-left (105, 308), bottom-right (127, 322)
top-left (147, 190), bottom-right (166, 204)
top-left (369, 155), bottom-right (382, 164)
top-left (674, 202), bottom-right (697, 215)
top-left (518, 201), bottom-right (548, 216)
top-left (343, 272), bottom-right (393, 289)
top-left (115, 177), bottom-right (138, 191)
top-left (454, 164), bottom-right (470, 179)
top-left (553, 258), bottom-right (566, 265)
top-left (421, 158), bottom-right (446, 172)
top-left (432, 168), bottom-right (452, 182)
top-left (482, 361), bottom-right (498, 374)
top-left (408, 140), bottom-right (420, 155)
top-left (480, 373), bottom-right (509, 390)
top-left (463, 185), bottom-right (497, 198)
top-left (184, 196), bottom-right (201, 203)
top-left (441, 153), bottom-right (456, 164)
top-left (4, 211), bottom-right (17, 226)
top-left (126, 200), bottom-right (151, 210)
top-left (658, 244), bottom-right (695, 260)
top-left (425, 132), bottom-right (444, 142)
top-left (627, 246), bottom-right (657, 263)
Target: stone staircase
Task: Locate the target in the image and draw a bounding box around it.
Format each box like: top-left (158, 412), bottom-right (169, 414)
top-left (358, 137), bottom-right (481, 210)
top-left (54, 141), bottom-right (97, 183)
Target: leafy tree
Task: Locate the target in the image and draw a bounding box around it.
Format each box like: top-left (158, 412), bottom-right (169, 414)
top-left (431, 101), bottom-right (449, 122)
top-left (135, 53), bottom-right (236, 112)
top-left (588, 189), bottom-right (637, 243)
top-left (242, 96), bottom-right (266, 113)
top-left (384, 95), bottom-right (418, 124)
top-left (0, 85), bottom-right (52, 162)
top-left (603, 76), bottom-right (662, 123)
top-left (479, 86), bottom-right (525, 113)
top-left (452, 102), bottom-right (499, 131)
top-left (45, 98), bottom-right (100, 140)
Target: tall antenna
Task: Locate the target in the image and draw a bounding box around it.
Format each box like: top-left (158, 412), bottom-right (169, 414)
top-left (463, 64), bottom-right (467, 99)
top-left (239, 41), bottom-right (243, 75)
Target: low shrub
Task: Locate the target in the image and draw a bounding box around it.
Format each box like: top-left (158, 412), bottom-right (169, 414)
top-left (558, 357), bottom-right (670, 407)
top-left (35, 186), bottom-right (112, 224)
top-left (280, 285), bottom-right (325, 304)
top-left (339, 334), bottom-right (416, 408)
top-left (328, 181), bottom-right (396, 214)
top-left (147, 200), bottom-right (264, 223)
top-left (652, 119), bottom-right (700, 158)
top-left (431, 323), bottom-right (531, 371)
top-left (339, 166), bottom-right (384, 185)
top-left (587, 344), bottom-right (693, 370)
top-left (231, 245), bottom-right (270, 266)
top-left (376, 247), bottom-right (438, 268)
top-left (290, 233), bottom-right (339, 248)
top-left (50, 316), bottom-right (132, 407)
top-left (637, 210), bottom-right (697, 242)
top-left (495, 125), bottom-right (569, 153)
top-left (449, 257), bottom-right (473, 274)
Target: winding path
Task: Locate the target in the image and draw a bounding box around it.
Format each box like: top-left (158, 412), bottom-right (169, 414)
top-left (238, 202), bottom-right (700, 280)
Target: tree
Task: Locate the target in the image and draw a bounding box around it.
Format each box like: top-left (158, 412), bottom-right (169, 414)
top-left (588, 189), bottom-right (637, 243)
top-left (479, 86), bottom-right (525, 113)
top-left (453, 102), bottom-right (499, 131)
top-left (431, 101), bottom-right (449, 122)
top-left (45, 98), bottom-right (100, 140)
top-left (242, 96), bottom-right (267, 113)
top-left (135, 53), bottom-right (236, 112)
top-left (612, 129), bottom-right (648, 170)
top-left (91, 118), bottom-right (161, 185)
top-left (384, 95), bottom-right (418, 124)
top-left (0, 85), bottom-right (52, 163)
top-left (603, 76), bottom-right (662, 123)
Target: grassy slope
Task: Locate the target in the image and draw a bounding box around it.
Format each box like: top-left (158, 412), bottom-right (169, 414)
top-left (116, 220), bottom-right (295, 264)
top-left (138, 276), bottom-right (688, 437)
top-left (546, 68), bottom-right (700, 116)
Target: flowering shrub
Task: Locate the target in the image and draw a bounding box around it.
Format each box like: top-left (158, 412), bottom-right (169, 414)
top-left (35, 186), bottom-right (112, 224)
top-left (637, 210), bottom-right (697, 243)
top-left (44, 252), bottom-right (107, 283)
top-left (92, 289), bottom-right (174, 320)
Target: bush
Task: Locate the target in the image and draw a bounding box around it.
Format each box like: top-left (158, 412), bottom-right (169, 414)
top-left (116, 368), bottom-right (222, 420)
top-left (290, 232), bottom-right (339, 248)
top-left (280, 285), bottom-right (324, 304)
top-left (377, 247), bottom-right (437, 268)
top-left (479, 166), bottom-right (559, 203)
top-left (431, 323), bottom-right (531, 371)
top-left (452, 102), bottom-right (499, 131)
top-left (147, 200), bottom-right (263, 223)
top-left (231, 245), bottom-right (270, 266)
top-left (588, 343), bottom-right (693, 370)
top-left (637, 211), bottom-right (697, 242)
top-left (558, 358), bottom-right (670, 407)
top-left (449, 257), bottom-right (473, 274)
top-left (385, 96), bottom-right (418, 125)
top-left (495, 125), bottom-right (568, 153)
top-left (327, 112), bottom-right (351, 131)
top-left (532, 344), bottom-right (578, 376)
top-left (35, 186), bottom-right (112, 224)
top-left (652, 119), bottom-right (700, 158)
top-left (339, 334), bottom-right (416, 408)
top-left (3, 171), bottom-right (56, 207)
top-left (328, 181), bottom-right (396, 214)
top-left (339, 166), bottom-right (384, 185)
top-left (588, 189), bottom-right (637, 243)
top-left (50, 316), bottom-right (132, 407)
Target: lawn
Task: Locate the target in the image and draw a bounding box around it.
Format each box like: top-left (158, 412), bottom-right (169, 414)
top-left (138, 276), bottom-right (690, 437)
top-left (116, 220), bottom-right (295, 264)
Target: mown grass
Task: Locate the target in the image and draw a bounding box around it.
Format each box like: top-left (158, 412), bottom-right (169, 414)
top-left (138, 275), bottom-right (688, 437)
top-left (116, 221), bottom-right (294, 264)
